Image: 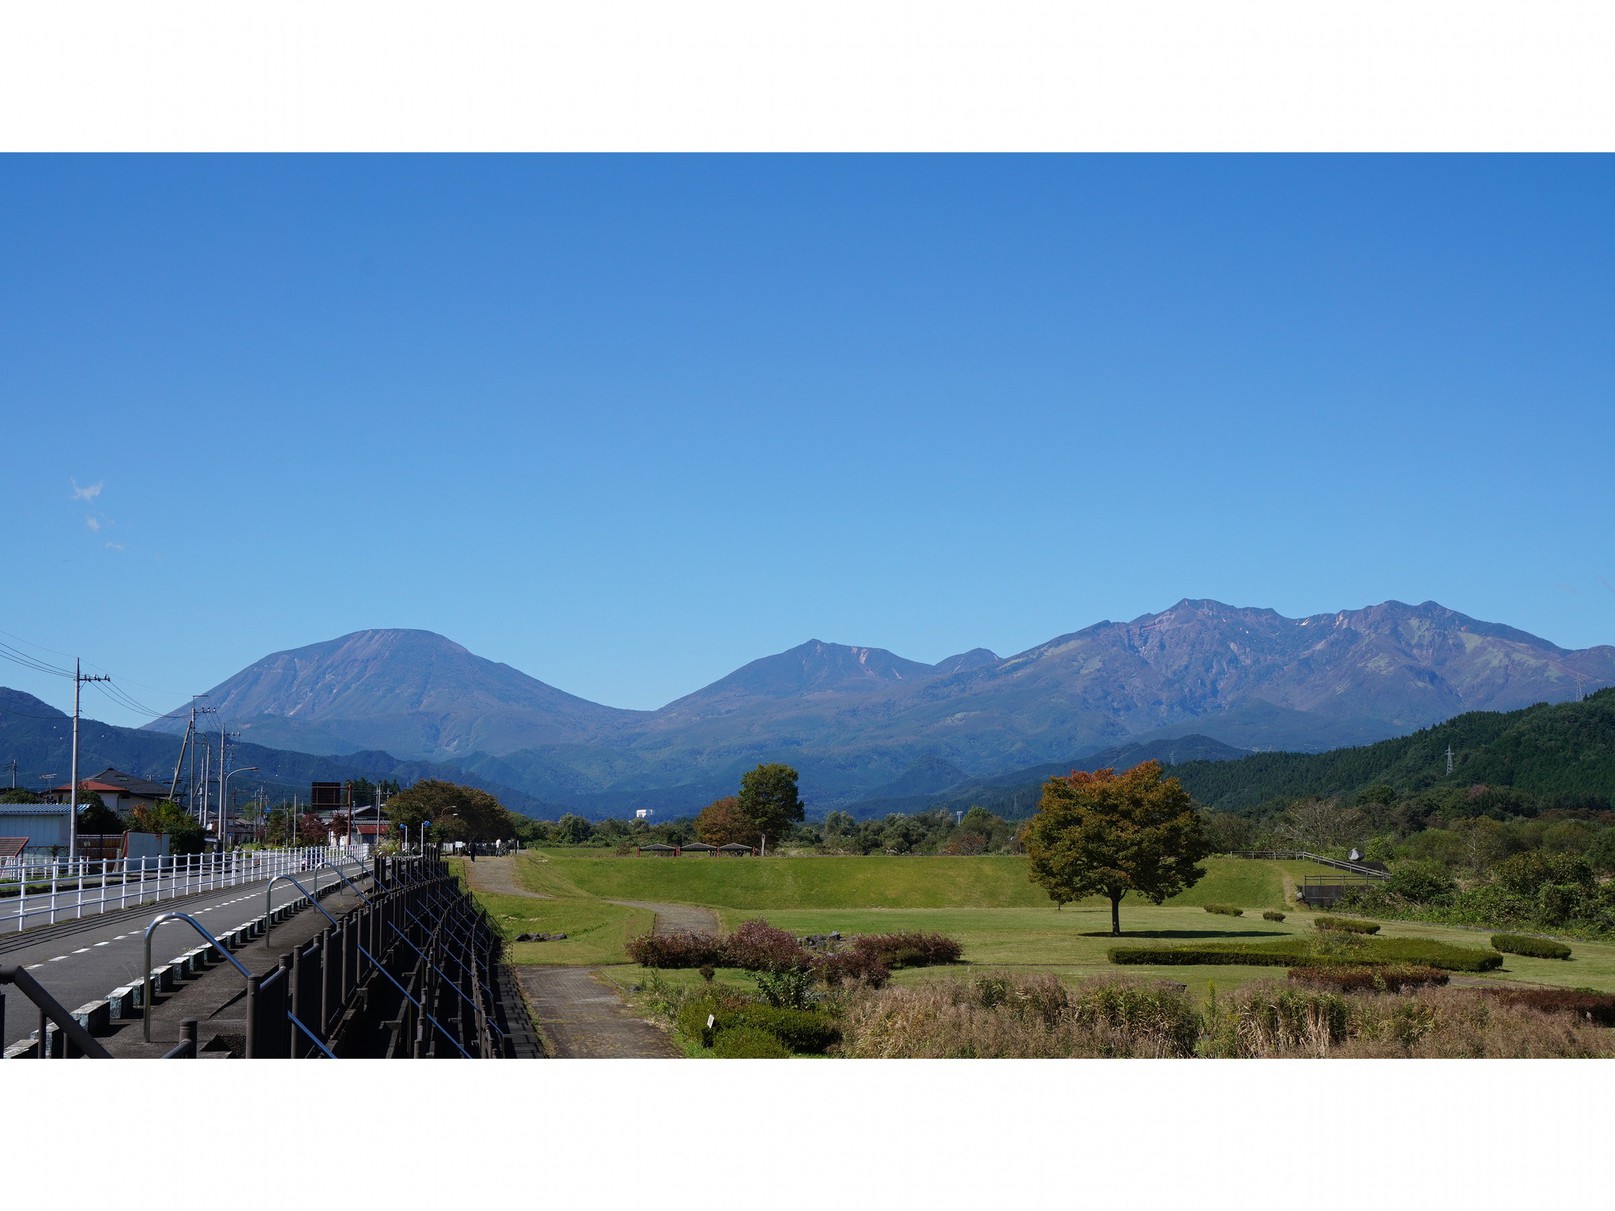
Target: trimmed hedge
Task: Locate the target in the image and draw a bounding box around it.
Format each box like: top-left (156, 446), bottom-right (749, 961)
top-left (728, 1005), bottom-right (841, 1055)
top-left (1287, 964), bottom-right (1450, 993)
top-left (1313, 916), bottom-right (1381, 935)
top-left (1109, 935), bottom-right (1503, 973)
top-left (1490, 933), bottom-right (1573, 960)
top-left (710, 1026), bottom-right (790, 1058)
top-left (677, 993), bottom-right (840, 1054)
top-left (1262, 911), bottom-right (1286, 923)
top-left (1203, 904), bottom-right (1244, 917)
top-left (1487, 987), bottom-right (1615, 1026)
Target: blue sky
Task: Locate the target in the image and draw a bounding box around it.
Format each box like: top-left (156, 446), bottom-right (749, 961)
top-left (3, 154), bottom-right (1612, 728)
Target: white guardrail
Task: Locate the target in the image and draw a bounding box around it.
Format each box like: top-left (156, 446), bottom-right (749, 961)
top-left (0, 845), bottom-right (373, 936)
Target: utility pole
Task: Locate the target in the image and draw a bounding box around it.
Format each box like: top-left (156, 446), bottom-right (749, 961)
top-left (215, 729), bottom-right (236, 846)
top-left (70, 659), bottom-right (111, 863)
top-left (6, 758), bottom-right (14, 790)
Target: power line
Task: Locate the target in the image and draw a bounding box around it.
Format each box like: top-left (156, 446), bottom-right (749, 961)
top-left (0, 641), bottom-right (74, 679)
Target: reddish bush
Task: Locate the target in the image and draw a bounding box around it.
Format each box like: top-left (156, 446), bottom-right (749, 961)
top-left (852, 931), bottom-right (964, 969)
top-left (813, 947), bottom-right (890, 988)
top-left (723, 919), bottom-right (811, 972)
top-left (625, 930), bottom-right (725, 968)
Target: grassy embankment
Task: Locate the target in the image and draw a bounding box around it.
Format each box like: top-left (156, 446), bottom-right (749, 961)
top-left (485, 849), bottom-right (1615, 1002)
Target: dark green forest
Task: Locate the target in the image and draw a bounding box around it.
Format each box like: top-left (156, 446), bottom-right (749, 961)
top-left (1173, 688), bottom-right (1615, 817)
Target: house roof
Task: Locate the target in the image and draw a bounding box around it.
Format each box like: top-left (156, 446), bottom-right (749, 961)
top-left (51, 768), bottom-right (170, 799)
top-left (0, 838), bottom-right (26, 859)
top-left (51, 779), bottom-right (126, 795)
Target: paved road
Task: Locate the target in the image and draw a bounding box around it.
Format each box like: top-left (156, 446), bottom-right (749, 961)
top-left (1, 863), bottom-right (362, 1051)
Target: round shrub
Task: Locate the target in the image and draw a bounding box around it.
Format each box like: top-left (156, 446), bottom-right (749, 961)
top-left (1203, 904), bottom-right (1244, 917)
top-left (1490, 933), bottom-right (1573, 960)
top-left (1262, 910), bottom-right (1286, 922)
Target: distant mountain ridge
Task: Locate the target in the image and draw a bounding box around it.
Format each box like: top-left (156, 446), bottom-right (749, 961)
top-left (132, 598), bottom-right (1615, 815)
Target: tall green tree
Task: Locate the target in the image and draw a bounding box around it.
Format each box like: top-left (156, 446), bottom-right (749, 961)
top-left (386, 779), bottom-right (514, 842)
top-left (129, 799), bottom-right (206, 855)
top-left (1024, 761), bottom-right (1210, 936)
top-left (737, 763), bottom-right (804, 852)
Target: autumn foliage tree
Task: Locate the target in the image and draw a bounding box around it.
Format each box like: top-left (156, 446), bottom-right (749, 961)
top-left (695, 796), bottom-right (752, 846)
top-left (1024, 760), bottom-right (1210, 936)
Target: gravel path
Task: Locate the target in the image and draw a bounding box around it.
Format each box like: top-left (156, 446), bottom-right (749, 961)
top-left (608, 899), bottom-right (720, 937)
top-left (464, 855), bottom-right (692, 1059)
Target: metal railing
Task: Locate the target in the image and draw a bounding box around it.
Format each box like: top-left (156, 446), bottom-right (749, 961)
top-left (0, 964), bottom-right (112, 1058)
top-left (1226, 849), bottom-right (1391, 879)
top-left (0, 846), bottom-right (362, 935)
top-left (142, 911), bottom-right (254, 1042)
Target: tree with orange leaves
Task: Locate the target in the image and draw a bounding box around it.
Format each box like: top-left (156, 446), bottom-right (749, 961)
top-left (1024, 760), bottom-right (1209, 936)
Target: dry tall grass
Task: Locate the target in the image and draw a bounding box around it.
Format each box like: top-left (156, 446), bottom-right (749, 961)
top-left (832, 973), bottom-right (1615, 1058)
top-left (835, 974), bottom-right (1199, 1058)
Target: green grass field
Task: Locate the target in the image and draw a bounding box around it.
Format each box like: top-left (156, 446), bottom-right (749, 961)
top-left (500, 849), bottom-right (1615, 1000)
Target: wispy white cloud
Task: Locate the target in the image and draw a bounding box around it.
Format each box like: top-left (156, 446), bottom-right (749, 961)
top-left (85, 516), bottom-right (102, 532)
top-left (70, 478), bottom-right (103, 502)
top-left (105, 541), bottom-right (125, 552)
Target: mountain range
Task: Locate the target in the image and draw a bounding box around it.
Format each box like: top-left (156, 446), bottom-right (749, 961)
top-left (131, 598), bottom-right (1615, 816)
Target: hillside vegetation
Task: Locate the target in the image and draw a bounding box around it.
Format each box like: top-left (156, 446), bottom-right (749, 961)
top-left (1174, 687), bottom-right (1615, 814)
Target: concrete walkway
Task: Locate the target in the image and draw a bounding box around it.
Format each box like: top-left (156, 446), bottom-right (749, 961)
top-left (514, 966), bottom-right (681, 1058)
top-left (463, 854), bottom-right (691, 1058)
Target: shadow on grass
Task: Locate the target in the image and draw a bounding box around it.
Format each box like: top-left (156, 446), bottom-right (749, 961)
top-left (1078, 928), bottom-right (1289, 940)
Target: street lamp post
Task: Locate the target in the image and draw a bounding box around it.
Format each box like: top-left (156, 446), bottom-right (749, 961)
top-left (221, 767), bottom-right (258, 853)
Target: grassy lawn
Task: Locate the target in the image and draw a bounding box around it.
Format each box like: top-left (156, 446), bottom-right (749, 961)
top-left (467, 890), bottom-right (653, 966)
top-left (511, 849), bottom-right (1342, 911)
top-left (501, 849), bottom-right (1615, 1000)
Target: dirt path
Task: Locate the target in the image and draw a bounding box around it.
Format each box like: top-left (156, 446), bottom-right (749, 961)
top-left (463, 854), bottom-right (694, 1058)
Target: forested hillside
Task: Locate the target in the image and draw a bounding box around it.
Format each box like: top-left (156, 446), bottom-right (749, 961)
top-left (1175, 688), bottom-right (1615, 816)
